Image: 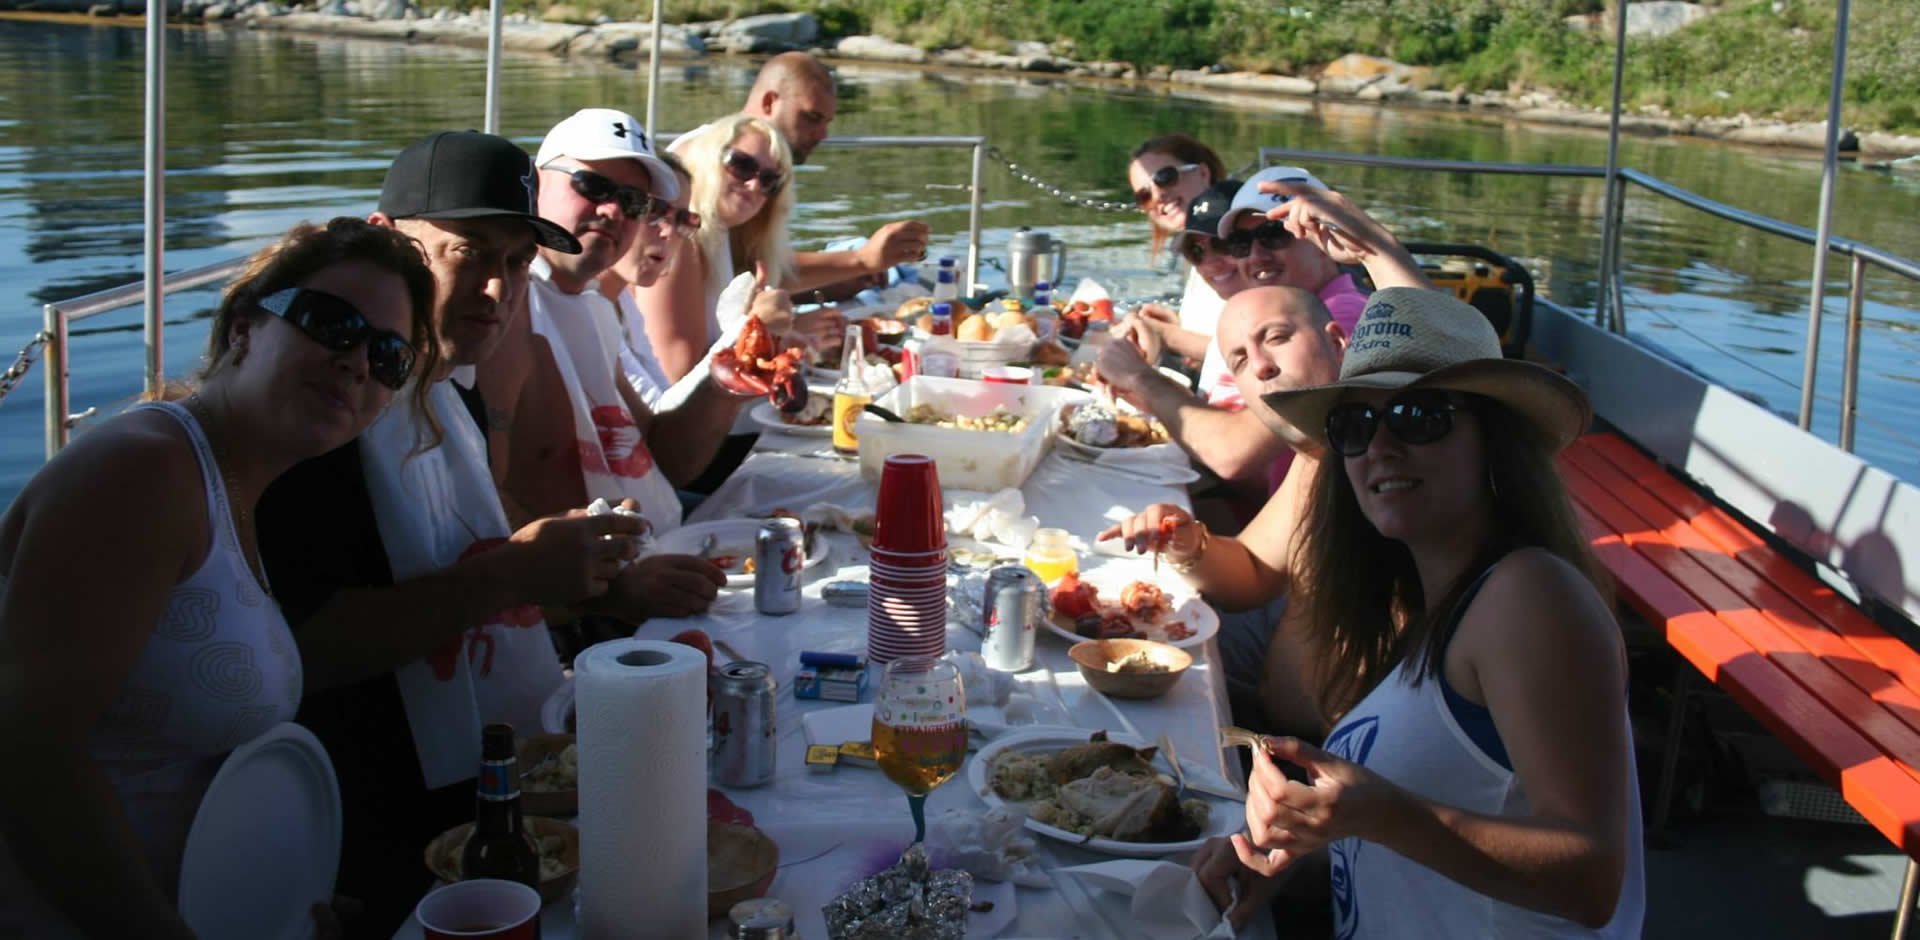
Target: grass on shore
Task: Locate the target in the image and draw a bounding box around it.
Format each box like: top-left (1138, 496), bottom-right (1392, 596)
top-left (507, 0), bottom-right (1919, 134)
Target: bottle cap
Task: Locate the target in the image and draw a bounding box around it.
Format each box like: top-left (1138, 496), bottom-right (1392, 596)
top-left (939, 256), bottom-right (957, 267)
top-left (1035, 281), bottom-right (1051, 291)
top-left (931, 302), bottom-right (953, 317)
top-left (936, 269), bottom-right (955, 284)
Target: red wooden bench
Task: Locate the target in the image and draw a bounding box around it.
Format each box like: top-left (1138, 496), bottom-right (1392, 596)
top-left (1560, 431), bottom-right (1920, 939)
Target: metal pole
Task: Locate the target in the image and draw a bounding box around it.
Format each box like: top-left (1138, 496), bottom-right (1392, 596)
top-left (1839, 254), bottom-right (1866, 453)
top-left (1797, 0), bottom-right (1852, 431)
top-left (1596, 0), bottom-right (1630, 330)
top-left (483, 0), bottom-right (503, 133)
top-left (644, 0), bottom-right (663, 140)
top-left (966, 143), bottom-right (985, 292)
top-left (142, 0), bottom-right (166, 399)
top-left (42, 306), bottom-right (68, 458)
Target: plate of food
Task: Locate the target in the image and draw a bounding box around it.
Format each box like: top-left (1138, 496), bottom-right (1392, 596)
top-left (1056, 401), bottom-right (1172, 455)
top-left (970, 729), bottom-right (1238, 857)
top-left (751, 391), bottom-right (832, 436)
top-left (1043, 569), bottom-right (1219, 649)
top-left (647, 518), bottom-right (830, 588)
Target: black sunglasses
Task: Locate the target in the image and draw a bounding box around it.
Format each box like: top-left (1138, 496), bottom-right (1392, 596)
top-left (1179, 235), bottom-right (1229, 266)
top-left (562, 167), bottom-right (658, 220)
top-left (1223, 220), bottom-right (1295, 258)
top-left (257, 287), bottom-right (416, 390)
top-left (1133, 163), bottom-right (1201, 205)
top-left (650, 202), bottom-right (702, 237)
top-left (1324, 390), bottom-right (1463, 457)
top-left (722, 148), bottom-right (785, 196)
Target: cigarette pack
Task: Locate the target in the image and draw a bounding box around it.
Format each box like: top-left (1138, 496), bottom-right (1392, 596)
top-left (793, 664), bottom-right (869, 702)
top-left (805, 744), bottom-right (840, 773)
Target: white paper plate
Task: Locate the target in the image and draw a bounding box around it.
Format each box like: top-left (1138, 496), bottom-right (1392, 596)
top-left (178, 723), bottom-right (341, 940)
top-left (1040, 569), bottom-right (1220, 650)
top-left (648, 518), bottom-right (830, 588)
top-left (968, 729), bottom-right (1239, 858)
top-left (750, 398), bottom-right (833, 436)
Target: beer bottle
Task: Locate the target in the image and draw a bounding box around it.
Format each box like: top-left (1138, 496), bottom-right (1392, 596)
top-left (462, 723), bottom-right (541, 888)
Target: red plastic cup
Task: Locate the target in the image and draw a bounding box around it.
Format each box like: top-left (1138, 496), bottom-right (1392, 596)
top-left (872, 455), bottom-right (945, 553)
top-left (415, 880), bottom-right (540, 940)
top-left (981, 365), bottom-right (1033, 385)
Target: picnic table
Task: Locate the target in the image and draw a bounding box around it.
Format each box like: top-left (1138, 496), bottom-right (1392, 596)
top-left (397, 430), bottom-right (1266, 939)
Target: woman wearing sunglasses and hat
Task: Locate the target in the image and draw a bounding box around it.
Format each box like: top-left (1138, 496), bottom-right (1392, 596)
top-left (0, 218), bottom-right (436, 937)
top-left (1193, 288), bottom-right (1645, 937)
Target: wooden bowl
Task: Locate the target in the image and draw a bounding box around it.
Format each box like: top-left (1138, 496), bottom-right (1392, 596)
top-left (708, 821), bottom-right (779, 917)
top-left (516, 733), bottom-right (577, 817)
top-left (1069, 638), bottom-right (1192, 700)
top-left (424, 816), bottom-right (580, 906)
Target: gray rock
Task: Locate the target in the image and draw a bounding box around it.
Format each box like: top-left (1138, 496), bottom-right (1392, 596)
top-left (1415, 88), bottom-right (1467, 106)
top-left (1019, 55), bottom-right (1066, 74)
top-left (579, 23), bottom-right (704, 58)
top-left (1318, 76), bottom-right (1380, 97)
top-left (681, 18), bottom-right (723, 38)
top-left (503, 21), bottom-right (587, 52)
top-left (1009, 40), bottom-right (1048, 59)
top-left (1146, 65), bottom-right (1172, 81)
top-left (1173, 70), bottom-right (1316, 97)
top-left (831, 35), bottom-right (927, 64)
top-left (1860, 132), bottom-right (1920, 158)
top-left (203, 1), bottom-right (233, 16)
top-left (86, 2), bottom-right (114, 14)
top-left (1355, 83), bottom-right (1385, 102)
top-left (363, 0), bottom-right (411, 19)
top-left (716, 12), bottom-right (818, 53)
top-left (1625, 2), bottom-right (1711, 38)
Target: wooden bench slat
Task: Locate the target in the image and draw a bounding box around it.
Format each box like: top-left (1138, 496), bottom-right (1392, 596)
top-left (1563, 445), bottom-right (1920, 746)
top-left (1577, 433), bottom-right (1920, 699)
top-left (1561, 457), bottom-right (1920, 784)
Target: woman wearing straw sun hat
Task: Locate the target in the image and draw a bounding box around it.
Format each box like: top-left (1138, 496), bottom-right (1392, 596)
top-left (1191, 287), bottom-right (1646, 937)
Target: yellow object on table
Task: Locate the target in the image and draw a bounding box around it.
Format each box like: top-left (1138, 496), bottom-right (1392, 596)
top-left (1022, 527), bottom-right (1079, 583)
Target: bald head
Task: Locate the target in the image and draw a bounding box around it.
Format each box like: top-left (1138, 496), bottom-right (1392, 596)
top-left (1216, 286), bottom-right (1346, 420)
top-left (745, 53), bottom-right (837, 163)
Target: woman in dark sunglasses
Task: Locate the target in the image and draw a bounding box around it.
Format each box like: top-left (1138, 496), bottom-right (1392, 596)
top-left (1128, 133), bottom-right (1226, 259)
top-left (636, 114), bottom-right (800, 384)
top-left (0, 218), bottom-right (435, 938)
top-left (1192, 288), bottom-right (1644, 937)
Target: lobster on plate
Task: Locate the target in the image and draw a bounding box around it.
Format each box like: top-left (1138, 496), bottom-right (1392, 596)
top-left (710, 315), bottom-right (809, 413)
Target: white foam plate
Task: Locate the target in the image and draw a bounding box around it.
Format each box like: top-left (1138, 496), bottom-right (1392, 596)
top-left (750, 397), bottom-right (833, 437)
top-left (648, 518), bottom-right (830, 588)
top-left (1040, 569), bottom-right (1220, 650)
top-left (968, 729), bottom-right (1240, 858)
top-left (178, 723), bottom-right (341, 940)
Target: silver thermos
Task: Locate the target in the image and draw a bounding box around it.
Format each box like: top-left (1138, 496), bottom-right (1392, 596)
top-left (1007, 228), bottom-right (1067, 300)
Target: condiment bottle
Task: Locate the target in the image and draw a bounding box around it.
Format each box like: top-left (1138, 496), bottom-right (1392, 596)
top-left (919, 302), bottom-right (962, 378)
top-left (832, 325), bottom-right (871, 454)
top-left (462, 723), bottom-right (541, 888)
top-left (1022, 527), bottom-right (1079, 583)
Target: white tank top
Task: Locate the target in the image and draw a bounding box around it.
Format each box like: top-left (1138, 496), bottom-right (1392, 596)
top-left (0, 400), bottom-right (302, 930)
top-left (1322, 585), bottom-right (1645, 938)
top-left (527, 258), bottom-right (684, 532)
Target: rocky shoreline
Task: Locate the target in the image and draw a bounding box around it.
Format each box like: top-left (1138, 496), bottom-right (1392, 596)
top-left (11, 3), bottom-right (1920, 160)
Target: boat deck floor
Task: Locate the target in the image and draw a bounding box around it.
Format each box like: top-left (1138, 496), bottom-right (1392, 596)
top-left (1647, 810), bottom-right (1905, 937)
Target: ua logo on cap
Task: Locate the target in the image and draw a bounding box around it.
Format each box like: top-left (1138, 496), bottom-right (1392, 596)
top-left (1194, 200), bottom-right (1211, 215)
top-left (611, 121), bottom-right (629, 138)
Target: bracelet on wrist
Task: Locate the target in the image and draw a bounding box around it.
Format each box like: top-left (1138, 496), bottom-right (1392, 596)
top-left (1167, 521), bottom-right (1210, 574)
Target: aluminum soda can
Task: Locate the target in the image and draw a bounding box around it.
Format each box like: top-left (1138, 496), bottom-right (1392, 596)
top-left (754, 518), bottom-right (805, 615)
top-left (981, 564), bottom-right (1043, 672)
top-left (711, 661), bottom-right (777, 787)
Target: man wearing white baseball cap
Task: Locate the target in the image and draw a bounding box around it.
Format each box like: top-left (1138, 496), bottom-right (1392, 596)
top-left (479, 108), bottom-right (777, 627)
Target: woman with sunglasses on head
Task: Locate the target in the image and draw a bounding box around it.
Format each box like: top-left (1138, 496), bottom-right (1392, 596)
top-left (0, 218), bottom-right (436, 938)
top-left (1191, 288), bottom-right (1645, 937)
top-left (1123, 134), bottom-right (1236, 360)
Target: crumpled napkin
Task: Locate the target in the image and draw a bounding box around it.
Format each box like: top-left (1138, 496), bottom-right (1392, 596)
top-left (928, 806), bottom-right (1048, 888)
top-left (585, 497), bottom-right (650, 565)
top-left (941, 651), bottom-right (1013, 707)
top-left (1056, 859), bottom-right (1239, 939)
top-left (945, 488), bottom-right (1040, 548)
top-left (1067, 278), bottom-right (1110, 305)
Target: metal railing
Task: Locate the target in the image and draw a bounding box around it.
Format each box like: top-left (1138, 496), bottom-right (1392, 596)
top-left (34, 133), bottom-right (989, 458)
top-left (1257, 146), bottom-right (1920, 454)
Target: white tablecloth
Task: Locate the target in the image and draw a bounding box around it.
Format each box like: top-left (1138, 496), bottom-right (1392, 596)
top-left (396, 432), bottom-right (1269, 939)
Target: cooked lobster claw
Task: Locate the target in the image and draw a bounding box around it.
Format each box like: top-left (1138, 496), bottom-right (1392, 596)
top-left (709, 347), bottom-right (773, 398)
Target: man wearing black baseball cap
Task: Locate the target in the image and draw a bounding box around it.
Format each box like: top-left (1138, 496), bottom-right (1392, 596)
top-left (255, 131), bottom-right (645, 937)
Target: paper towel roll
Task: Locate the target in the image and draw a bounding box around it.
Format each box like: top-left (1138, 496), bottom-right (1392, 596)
top-left (574, 639), bottom-right (709, 939)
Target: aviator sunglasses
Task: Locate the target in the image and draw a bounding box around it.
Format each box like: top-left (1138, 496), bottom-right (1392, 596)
top-left (721, 148), bottom-right (785, 196)
top-left (1133, 163), bottom-right (1202, 206)
top-left (257, 287), bottom-right (416, 390)
top-left (1324, 390), bottom-right (1465, 458)
top-left (559, 167), bottom-right (664, 221)
top-left (1179, 219), bottom-right (1298, 265)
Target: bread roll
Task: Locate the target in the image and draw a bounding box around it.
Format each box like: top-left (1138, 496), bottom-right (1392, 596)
top-left (895, 297), bottom-right (932, 322)
top-left (957, 313), bottom-right (993, 342)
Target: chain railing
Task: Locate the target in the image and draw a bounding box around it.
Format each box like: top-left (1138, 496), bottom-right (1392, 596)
top-left (982, 145), bottom-right (1139, 213)
top-left (0, 331), bottom-right (48, 406)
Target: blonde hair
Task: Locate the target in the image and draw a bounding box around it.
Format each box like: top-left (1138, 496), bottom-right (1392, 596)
top-left (679, 114), bottom-right (794, 292)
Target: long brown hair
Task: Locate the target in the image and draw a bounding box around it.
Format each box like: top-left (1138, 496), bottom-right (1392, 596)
top-left (1292, 394), bottom-right (1610, 720)
top-left (1130, 133), bottom-right (1226, 258)
top-left (195, 217), bottom-right (441, 447)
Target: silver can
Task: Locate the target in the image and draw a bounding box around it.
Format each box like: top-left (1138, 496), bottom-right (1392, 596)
top-left (754, 518), bottom-right (805, 615)
top-left (729, 898), bottom-right (795, 940)
top-left (981, 565), bottom-right (1043, 672)
top-left (712, 661), bottom-right (777, 787)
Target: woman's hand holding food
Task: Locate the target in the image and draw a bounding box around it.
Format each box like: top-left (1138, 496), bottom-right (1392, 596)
top-left (1191, 837), bottom-right (1288, 930)
top-left (1233, 734), bottom-right (1404, 877)
top-left (1096, 504), bottom-right (1203, 562)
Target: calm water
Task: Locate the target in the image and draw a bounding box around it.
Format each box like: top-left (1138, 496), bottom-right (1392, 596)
top-left (2, 19), bottom-right (1918, 506)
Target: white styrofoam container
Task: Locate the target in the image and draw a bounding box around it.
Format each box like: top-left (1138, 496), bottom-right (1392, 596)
top-left (856, 376), bottom-right (1092, 491)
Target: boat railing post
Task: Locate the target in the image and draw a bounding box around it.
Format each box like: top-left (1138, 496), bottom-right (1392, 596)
top-left (143, 0), bottom-right (166, 399)
top-left (1597, 0), bottom-right (1630, 332)
top-left (484, 0), bottom-right (503, 133)
top-left (1798, 0), bottom-right (1852, 431)
top-left (644, 0), bottom-right (663, 140)
top-left (1607, 183), bottom-right (1628, 334)
top-left (1839, 253), bottom-right (1866, 453)
top-left (42, 305), bottom-right (68, 458)
top-left (966, 141), bottom-right (985, 292)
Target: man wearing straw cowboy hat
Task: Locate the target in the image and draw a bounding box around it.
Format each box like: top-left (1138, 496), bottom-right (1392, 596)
top-left (1188, 285), bottom-right (1640, 938)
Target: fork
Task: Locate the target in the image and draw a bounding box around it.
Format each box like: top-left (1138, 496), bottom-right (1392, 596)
top-left (1157, 731), bottom-right (1189, 801)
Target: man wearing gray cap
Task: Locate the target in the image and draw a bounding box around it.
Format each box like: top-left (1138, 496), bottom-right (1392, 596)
top-left (256, 130), bottom-right (646, 936)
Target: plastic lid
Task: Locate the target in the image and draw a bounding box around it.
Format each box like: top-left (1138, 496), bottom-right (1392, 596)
top-left (936, 269), bottom-right (955, 284)
top-left (931, 302), bottom-right (953, 316)
top-left (1035, 281), bottom-right (1051, 291)
top-left (938, 256), bottom-right (957, 267)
